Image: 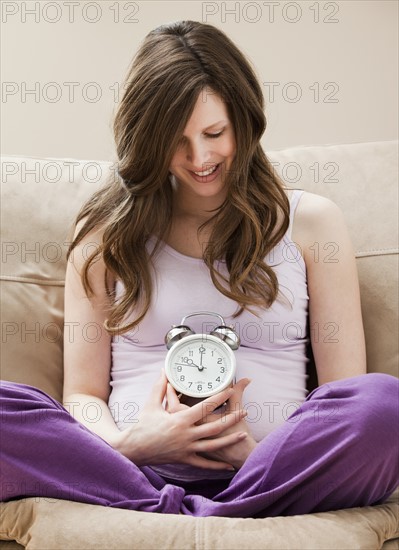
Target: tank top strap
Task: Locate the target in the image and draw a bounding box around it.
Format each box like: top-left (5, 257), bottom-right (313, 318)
top-left (287, 189), bottom-right (305, 240)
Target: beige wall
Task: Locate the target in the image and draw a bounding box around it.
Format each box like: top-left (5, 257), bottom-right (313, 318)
top-left (1, 0), bottom-right (397, 160)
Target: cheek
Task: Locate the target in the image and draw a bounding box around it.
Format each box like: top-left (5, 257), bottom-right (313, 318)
top-left (169, 151), bottom-right (183, 171)
top-left (220, 136), bottom-right (236, 159)
top-left (223, 147), bottom-right (236, 168)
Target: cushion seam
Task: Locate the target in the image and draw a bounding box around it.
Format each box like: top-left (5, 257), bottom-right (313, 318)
top-left (355, 249), bottom-right (398, 258)
top-left (0, 276), bottom-right (65, 286)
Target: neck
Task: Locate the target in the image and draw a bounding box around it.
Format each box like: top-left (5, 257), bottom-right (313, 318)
top-left (172, 189), bottom-right (225, 225)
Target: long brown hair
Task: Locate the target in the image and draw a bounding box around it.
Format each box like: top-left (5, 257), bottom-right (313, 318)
top-left (67, 20), bottom-right (290, 335)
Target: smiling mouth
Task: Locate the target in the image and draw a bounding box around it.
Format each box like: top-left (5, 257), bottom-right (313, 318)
top-left (192, 164), bottom-right (219, 176)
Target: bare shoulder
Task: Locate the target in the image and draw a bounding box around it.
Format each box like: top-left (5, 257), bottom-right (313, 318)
top-left (73, 215), bottom-right (106, 246)
top-left (291, 191), bottom-right (347, 253)
top-left (284, 189), bottom-right (341, 218)
top-left (295, 190), bottom-right (342, 221)
top-left (68, 215), bottom-right (115, 290)
top-left (292, 191), bottom-right (353, 263)
top-left (69, 216), bottom-right (103, 270)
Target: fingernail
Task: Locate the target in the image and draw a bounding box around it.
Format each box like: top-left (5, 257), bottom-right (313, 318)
top-left (226, 466), bottom-right (236, 471)
top-left (238, 432), bottom-right (247, 440)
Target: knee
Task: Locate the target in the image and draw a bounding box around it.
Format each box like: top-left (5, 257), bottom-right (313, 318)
top-left (344, 373), bottom-right (398, 449)
top-left (0, 380), bottom-right (63, 415)
top-left (314, 373), bottom-right (398, 441)
top-left (316, 372), bottom-right (398, 409)
top-left (307, 374), bottom-right (398, 488)
top-left (353, 372), bottom-right (398, 412)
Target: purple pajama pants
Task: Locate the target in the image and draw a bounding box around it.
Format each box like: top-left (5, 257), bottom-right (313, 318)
top-left (1, 373), bottom-right (398, 518)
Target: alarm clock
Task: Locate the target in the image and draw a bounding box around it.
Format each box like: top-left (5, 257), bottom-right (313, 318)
top-left (164, 312), bottom-right (240, 399)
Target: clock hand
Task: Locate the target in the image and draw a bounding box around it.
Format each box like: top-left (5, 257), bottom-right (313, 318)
top-left (175, 361), bottom-right (205, 371)
top-left (187, 358), bottom-right (204, 371)
top-left (199, 346), bottom-right (206, 369)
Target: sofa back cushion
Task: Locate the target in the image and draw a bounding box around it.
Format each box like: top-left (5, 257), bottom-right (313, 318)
top-left (1, 158), bottom-right (112, 401)
top-left (268, 141), bottom-right (398, 382)
top-left (1, 142), bottom-right (397, 402)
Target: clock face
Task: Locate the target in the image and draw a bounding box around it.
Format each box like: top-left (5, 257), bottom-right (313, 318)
top-left (165, 334), bottom-right (236, 398)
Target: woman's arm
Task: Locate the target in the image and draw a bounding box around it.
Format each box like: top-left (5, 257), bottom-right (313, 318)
top-left (63, 218), bottom-right (122, 443)
top-left (292, 192), bottom-right (367, 386)
top-left (62, 219), bottom-right (247, 469)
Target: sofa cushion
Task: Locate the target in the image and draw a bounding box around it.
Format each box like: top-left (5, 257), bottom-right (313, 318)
top-left (0, 489), bottom-right (398, 550)
top-left (267, 140), bottom-right (399, 379)
top-left (1, 157), bottom-right (112, 401)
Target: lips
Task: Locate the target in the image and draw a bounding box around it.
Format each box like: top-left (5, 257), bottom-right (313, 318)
top-left (188, 163), bottom-right (221, 183)
top-left (193, 164), bottom-right (218, 176)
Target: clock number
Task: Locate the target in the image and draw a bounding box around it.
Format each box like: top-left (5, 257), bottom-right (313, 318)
top-left (177, 366), bottom-right (182, 372)
top-left (197, 384), bottom-right (203, 392)
top-left (220, 367), bottom-right (225, 373)
top-left (188, 382), bottom-right (193, 388)
top-left (189, 350), bottom-right (193, 356)
top-left (208, 382), bottom-right (213, 389)
top-left (180, 375), bottom-right (185, 381)
top-left (217, 358), bottom-right (223, 364)
top-left (216, 376), bottom-right (221, 382)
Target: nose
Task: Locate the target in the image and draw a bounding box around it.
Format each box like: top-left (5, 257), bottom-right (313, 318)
top-left (185, 139), bottom-right (213, 170)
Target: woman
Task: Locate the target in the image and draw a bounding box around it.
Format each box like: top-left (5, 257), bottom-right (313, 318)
top-left (1, 20), bottom-right (398, 518)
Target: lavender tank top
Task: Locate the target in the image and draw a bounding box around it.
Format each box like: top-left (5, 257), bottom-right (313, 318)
top-left (108, 190), bottom-right (309, 481)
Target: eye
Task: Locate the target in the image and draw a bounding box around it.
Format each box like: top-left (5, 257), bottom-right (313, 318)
top-left (176, 129), bottom-right (225, 147)
top-left (206, 130), bottom-right (224, 139)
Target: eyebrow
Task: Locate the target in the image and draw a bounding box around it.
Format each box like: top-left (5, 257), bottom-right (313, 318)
top-left (182, 120), bottom-right (228, 137)
top-left (203, 119), bottom-right (228, 130)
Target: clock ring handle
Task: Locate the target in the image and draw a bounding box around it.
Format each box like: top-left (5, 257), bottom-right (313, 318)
top-left (180, 311), bottom-right (240, 350)
top-left (180, 311), bottom-right (226, 326)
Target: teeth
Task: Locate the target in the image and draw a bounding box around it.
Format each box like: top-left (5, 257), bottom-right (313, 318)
top-left (193, 164), bottom-right (218, 176)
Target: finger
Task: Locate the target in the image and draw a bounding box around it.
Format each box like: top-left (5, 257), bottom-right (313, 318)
top-left (187, 454), bottom-right (235, 471)
top-left (232, 377), bottom-right (251, 397)
top-left (186, 387), bottom-right (234, 423)
top-left (166, 383), bottom-right (185, 413)
top-left (199, 389), bottom-right (248, 425)
top-left (236, 377), bottom-right (252, 391)
top-left (197, 402), bottom-right (231, 426)
top-left (196, 409), bottom-right (224, 426)
top-left (195, 408), bottom-right (247, 439)
top-left (226, 378), bottom-right (251, 412)
top-left (192, 431), bottom-right (247, 454)
top-left (146, 368), bottom-right (168, 406)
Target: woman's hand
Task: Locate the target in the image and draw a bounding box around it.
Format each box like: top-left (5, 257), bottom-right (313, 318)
top-left (196, 378), bottom-right (258, 470)
top-left (113, 370), bottom-right (248, 470)
top-left (166, 377), bottom-right (258, 470)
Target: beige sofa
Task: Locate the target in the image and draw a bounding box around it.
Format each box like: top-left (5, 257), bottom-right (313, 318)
top-left (1, 141), bottom-right (398, 549)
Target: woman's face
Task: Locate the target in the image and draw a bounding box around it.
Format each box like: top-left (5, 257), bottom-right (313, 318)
top-left (169, 88), bottom-right (236, 208)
